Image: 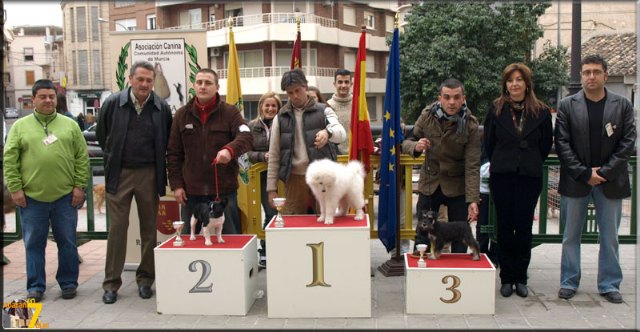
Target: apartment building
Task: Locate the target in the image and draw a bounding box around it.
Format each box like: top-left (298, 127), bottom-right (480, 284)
top-left (7, 25), bottom-right (63, 111)
top-left (107, 1), bottom-right (404, 123)
top-left (61, 0), bottom-right (111, 117)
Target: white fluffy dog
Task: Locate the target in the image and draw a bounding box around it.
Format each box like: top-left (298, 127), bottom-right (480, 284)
top-left (305, 159), bottom-right (366, 224)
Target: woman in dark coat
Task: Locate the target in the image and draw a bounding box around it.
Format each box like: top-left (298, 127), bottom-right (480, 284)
top-left (483, 63), bottom-right (553, 298)
top-left (246, 91), bottom-right (282, 268)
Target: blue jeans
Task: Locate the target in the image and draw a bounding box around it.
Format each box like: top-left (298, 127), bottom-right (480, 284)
top-left (20, 193), bottom-right (79, 293)
top-left (559, 186), bottom-right (623, 293)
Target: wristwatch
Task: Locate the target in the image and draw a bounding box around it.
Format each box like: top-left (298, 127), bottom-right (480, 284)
top-left (326, 128), bottom-right (333, 138)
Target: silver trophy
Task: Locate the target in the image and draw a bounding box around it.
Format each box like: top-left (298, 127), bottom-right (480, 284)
top-left (417, 244), bottom-right (427, 268)
top-left (172, 221), bottom-right (185, 246)
top-left (272, 197), bottom-right (287, 228)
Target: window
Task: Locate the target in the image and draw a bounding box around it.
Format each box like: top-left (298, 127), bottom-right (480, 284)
top-left (70, 8), bottom-right (75, 42)
top-left (366, 54), bottom-right (375, 73)
top-left (224, 50), bottom-right (263, 69)
top-left (76, 6), bottom-right (87, 42)
top-left (275, 49), bottom-right (317, 68)
top-left (114, 0), bottom-right (135, 8)
top-left (344, 52), bottom-right (356, 72)
top-left (25, 71), bottom-right (35, 85)
top-left (364, 11), bottom-right (375, 30)
top-left (180, 8), bottom-right (202, 29)
top-left (72, 50), bottom-right (77, 84)
top-left (24, 48), bottom-right (34, 61)
top-left (91, 7), bottom-right (100, 41)
top-left (343, 7), bottom-right (355, 26)
top-left (78, 50), bottom-right (89, 85)
top-left (147, 14), bottom-right (156, 30)
top-left (92, 50), bottom-right (101, 83)
top-left (115, 18), bottom-right (136, 31)
top-left (367, 96), bottom-right (377, 120)
top-left (224, 8), bottom-right (243, 26)
top-left (385, 15), bottom-right (394, 32)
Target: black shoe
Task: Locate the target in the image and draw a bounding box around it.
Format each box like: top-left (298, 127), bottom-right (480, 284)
top-left (258, 256), bottom-right (267, 269)
top-left (27, 290), bottom-right (43, 303)
top-left (515, 283), bottom-right (528, 297)
top-left (102, 290), bottom-right (117, 304)
top-left (500, 284), bottom-right (514, 297)
top-left (61, 287), bottom-right (77, 300)
top-left (558, 288), bottom-right (576, 299)
top-left (600, 291), bottom-right (623, 303)
top-left (138, 286), bottom-right (153, 299)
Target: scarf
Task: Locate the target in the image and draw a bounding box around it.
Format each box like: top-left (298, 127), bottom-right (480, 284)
top-left (431, 101), bottom-right (468, 135)
top-left (195, 96), bottom-right (217, 124)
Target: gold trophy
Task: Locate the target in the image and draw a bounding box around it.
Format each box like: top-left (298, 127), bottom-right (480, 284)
top-left (272, 197), bottom-right (286, 228)
top-left (172, 221), bottom-right (185, 246)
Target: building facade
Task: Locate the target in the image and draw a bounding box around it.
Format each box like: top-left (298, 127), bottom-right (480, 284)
top-left (61, 0), bottom-right (111, 117)
top-left (106, 0), bottom-right (405, 124)
top-left (7, 25), bottom-right (63, 111)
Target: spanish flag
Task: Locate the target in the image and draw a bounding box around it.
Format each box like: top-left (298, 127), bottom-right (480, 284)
top-left (226, 18), bottom-right (243, 112)
top-left (349, 29), bottom-right (374, 173)
top-left (290, 17), bottom-right (302, 69)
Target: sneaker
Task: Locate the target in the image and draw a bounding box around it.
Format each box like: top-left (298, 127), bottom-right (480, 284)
top-left (258, 256), bottom-right (266, 268)
top-left (27, 290), bottom-right (43, 302)
top-left (558, 288), bottom-right (576, 299)
top-left (61, 288), bottom-right (77, 299)
top-left (600, 291), bottom-right (623, 303)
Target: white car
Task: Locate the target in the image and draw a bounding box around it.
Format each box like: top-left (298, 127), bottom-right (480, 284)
top-left (5, 107), bottom-right (19, 118)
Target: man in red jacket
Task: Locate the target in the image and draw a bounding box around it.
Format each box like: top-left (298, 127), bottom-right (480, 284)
top-left (167, 68), bottom-right (253, 236)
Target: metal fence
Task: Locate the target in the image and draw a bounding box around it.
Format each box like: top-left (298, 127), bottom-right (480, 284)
top-left (2, 156), bottom-right (636, 247)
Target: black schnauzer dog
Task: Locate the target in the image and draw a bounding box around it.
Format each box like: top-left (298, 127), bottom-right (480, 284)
top-left (415, 210), bottom-right (480, 260)
top-left (190, 198), bottom-right (227, 246)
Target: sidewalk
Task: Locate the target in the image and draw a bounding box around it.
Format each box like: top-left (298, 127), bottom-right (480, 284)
top-left (2, 237), bottom-right (637, 329)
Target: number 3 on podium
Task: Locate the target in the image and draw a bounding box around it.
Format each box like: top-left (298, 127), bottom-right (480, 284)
top-left (440, 275), bottom-right (461, 303)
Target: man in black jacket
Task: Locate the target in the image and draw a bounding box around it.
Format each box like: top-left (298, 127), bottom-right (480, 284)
top-left (96, 61), bottom-right (173, 304)
top-left (555, 55), bottom-right (636, 304)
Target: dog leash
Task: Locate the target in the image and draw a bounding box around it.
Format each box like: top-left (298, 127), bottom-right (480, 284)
top-left (212, 159), bottom-right (221, 202)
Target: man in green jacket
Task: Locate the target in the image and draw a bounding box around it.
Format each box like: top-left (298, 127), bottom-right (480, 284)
top-left (402, 78), bottom-right (481, 254)
top-left (4, 79), bottom-right (89, 302)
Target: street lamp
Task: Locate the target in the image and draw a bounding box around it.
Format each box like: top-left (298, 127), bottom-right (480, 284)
top-left (98, 17), bottom-right (129, 31)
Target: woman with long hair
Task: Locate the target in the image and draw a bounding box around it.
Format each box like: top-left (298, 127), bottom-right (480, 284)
top-left (246, 91), bottom-right (282, 268)
top-left (483, 63), bottom-right (553, 298)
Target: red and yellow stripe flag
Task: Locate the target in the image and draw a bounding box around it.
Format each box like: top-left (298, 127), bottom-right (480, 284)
top-left (349, 29), bottom-right (374, 172)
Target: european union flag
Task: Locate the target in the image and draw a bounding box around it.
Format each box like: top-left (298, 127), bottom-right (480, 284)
top-left (378, 27), bottom-right (402, 253)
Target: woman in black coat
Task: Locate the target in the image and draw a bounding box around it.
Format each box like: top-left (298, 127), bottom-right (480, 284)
top-left (483, 63), bottom-right (553, 298)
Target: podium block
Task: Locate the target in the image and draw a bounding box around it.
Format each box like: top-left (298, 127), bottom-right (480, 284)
top-left (266, 215), bottom-right (371, 318)
top-left (405, 253), bottom-right (496, 314)
top-left (154, 235), bottom-right (259, 315)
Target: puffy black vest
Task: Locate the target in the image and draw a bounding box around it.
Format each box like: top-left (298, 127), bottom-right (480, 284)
top-left (277, 103), bottom-right (336, 182)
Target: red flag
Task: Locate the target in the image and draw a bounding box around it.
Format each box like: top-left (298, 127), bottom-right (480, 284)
top-left (349, 29), bottom-right (374, 173)
top-left (290, 20), bottom-right (301, 69)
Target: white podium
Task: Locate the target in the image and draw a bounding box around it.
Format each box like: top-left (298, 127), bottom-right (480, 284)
top-left (405, 253), bottom-right (496, 315)
top-left (154, 234), bottom-right (259, 315)
top-left (266, 215), bottom-right (371, 318)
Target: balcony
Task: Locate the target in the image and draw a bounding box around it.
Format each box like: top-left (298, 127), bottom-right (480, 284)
top-left (166, 13), bottom-right (336, 31)
top-left (165, 12), bottom-right (388, 51)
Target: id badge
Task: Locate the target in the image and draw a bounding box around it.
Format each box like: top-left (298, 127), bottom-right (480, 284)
top-left (42, 134), bottom-right (58, 145)
top-left (605, 123), bottom-right (614, 137)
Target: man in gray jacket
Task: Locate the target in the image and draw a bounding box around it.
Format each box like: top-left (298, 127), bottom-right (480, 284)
top-left (555, 55), bottom-right (636, 304)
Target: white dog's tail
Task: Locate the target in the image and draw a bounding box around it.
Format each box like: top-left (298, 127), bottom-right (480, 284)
top-left (346, 160), bottom-right (366, 178)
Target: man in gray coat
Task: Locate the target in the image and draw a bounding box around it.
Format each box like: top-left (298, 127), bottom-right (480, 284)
top-left (555, 55), bottom-right (636, 304)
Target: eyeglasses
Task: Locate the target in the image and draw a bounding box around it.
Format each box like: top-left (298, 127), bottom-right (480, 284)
top-left (581, 70), bottom-right (604, 77)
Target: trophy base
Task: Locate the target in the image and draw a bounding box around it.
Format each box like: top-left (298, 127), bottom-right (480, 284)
top-left (173, 239), bottom-right (184, 246)
top-left (417, 261), bottom-right (427, 268)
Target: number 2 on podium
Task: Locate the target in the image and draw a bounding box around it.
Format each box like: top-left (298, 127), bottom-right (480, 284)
top-left (306, 242), bottom-right (331, 287)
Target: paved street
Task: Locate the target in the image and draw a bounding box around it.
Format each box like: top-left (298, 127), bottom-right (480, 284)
top-left (2, 209), bottom-right (637, 329)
